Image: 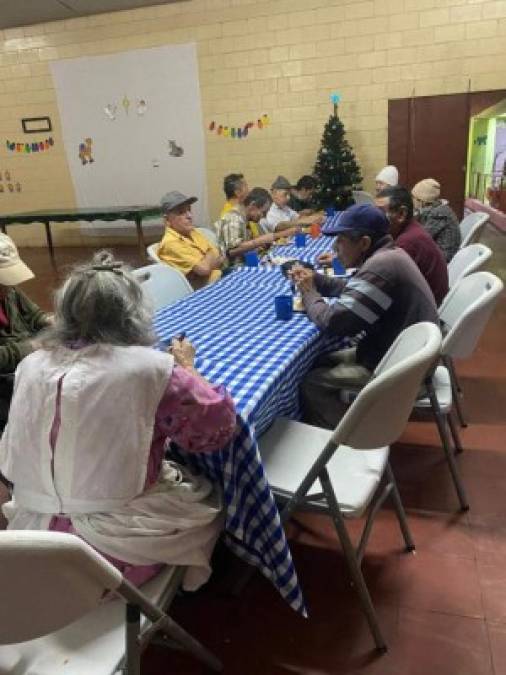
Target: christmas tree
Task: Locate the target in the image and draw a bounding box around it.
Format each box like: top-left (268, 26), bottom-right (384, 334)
top-left (313, 95), bottom-right (362, 210)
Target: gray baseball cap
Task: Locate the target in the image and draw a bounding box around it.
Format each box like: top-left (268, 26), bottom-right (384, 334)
top-left (160, 190), bottom-right (197, 213)
top-left (271, 175), bottom-right (293, 190)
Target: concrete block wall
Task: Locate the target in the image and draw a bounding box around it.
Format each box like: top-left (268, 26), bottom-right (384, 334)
top-left (0, 0), bottom-right (505, 245)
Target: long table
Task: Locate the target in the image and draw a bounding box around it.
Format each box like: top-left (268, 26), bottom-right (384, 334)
top-left (153, 234), bottom-right (342, 615)
top-left (0, 205), bottom-right (162, 262)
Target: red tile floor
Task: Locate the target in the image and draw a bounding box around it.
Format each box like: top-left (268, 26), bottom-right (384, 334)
top-left (5, 226), bottom-right (506, 674)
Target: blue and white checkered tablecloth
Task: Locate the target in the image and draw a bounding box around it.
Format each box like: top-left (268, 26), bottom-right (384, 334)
top-left (266, 232), bottom-right (334, 265)
top-left (153, 236), bottom-right (343, 616)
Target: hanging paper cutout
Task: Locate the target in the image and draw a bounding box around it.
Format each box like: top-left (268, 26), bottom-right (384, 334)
top-left (7, 184), bottom-right (13, 192)
top-left (0, 185), bottom-right (4, 193)
top-left (208, 114), bottom-right (269, 139)
top-left (5, 171), bottom-right (10, 181)
top-left (137, 99), bottom-right (147, 116)
top-left (104, 104), bottom-right (117, 120)
top-left (15, 182), bottom-right (21, 192)
top-left (122, 95), bottom-right (130, 115)
top-left (78, 138), bottom-right (94, 165)
top-left (6, 137), bottom-right (54, 153)
top-left (168, 140), bottom-right (184, 157)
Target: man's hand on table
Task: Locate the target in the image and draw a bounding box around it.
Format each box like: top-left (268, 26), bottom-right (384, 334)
top-left (317, 251), bottom-right (334, 267)
top-left (290, 264), bottom-right (316, 293)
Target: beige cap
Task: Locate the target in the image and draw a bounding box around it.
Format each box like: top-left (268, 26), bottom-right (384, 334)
top-left (412, 178), bottom-right (440, 204)
top-left (0, 233), bottom-right (34, 286)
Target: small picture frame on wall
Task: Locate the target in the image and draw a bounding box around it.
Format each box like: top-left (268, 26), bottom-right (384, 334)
top-left (21, 116), bottom-right (52, 134)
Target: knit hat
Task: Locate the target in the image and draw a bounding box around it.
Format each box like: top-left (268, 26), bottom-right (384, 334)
top-left (375, 165), bottom-right (399, 187)
top-left (0, 233), bottom-right (34, 286)
top-left (412, 178), bottom-right (440, 204)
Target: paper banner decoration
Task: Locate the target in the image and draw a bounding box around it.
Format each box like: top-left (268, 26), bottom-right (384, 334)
top-left (78, 138), bottom-right (94, 165)
top-left (6, 137), bottom-right (54, 153)
top-left (122, 95), bottom-right (130, 115)
top-left (208, 114), bottom-right (269, 139)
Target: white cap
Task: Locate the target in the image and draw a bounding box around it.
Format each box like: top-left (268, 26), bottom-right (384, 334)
top-left (375, 165), bottom-right (399, 187)
top-left (0, 233), bottom-right (34, 286)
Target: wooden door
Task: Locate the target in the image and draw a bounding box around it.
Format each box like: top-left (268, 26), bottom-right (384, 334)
top-left (388, 90), bottom-right (506, 218)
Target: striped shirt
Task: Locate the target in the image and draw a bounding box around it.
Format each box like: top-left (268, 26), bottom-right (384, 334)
top-left (301, 236), bottom-right (438, 370)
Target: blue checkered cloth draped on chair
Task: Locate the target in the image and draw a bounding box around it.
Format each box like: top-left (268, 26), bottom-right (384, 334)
top-left (153, 236), bottom-right (343, 616)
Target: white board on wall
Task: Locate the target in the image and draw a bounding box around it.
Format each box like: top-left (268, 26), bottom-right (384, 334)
top-left (50, 43), bottom-right (208, 236)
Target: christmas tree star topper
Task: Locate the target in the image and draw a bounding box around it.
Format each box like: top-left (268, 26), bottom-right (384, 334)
top-left (330, 92), bottom-right (341, 114)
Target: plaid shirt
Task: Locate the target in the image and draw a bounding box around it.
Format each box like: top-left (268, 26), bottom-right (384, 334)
top-left (213, 207), bottom-right (249, 261)
top-left (417, 201), bottom-right (461, 262)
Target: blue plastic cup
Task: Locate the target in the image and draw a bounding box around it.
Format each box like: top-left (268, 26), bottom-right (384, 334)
top-left (244, 251), bottom-right (259, 267)
top-left (275, 295), bottom-right (293, 320)
top-left (332, 257), bottom-right (345, 275)
top-left (295, 232), bottom-right (306, 248)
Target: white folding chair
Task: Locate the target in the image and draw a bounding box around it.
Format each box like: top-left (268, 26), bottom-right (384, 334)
top-left (352, 190), bottom-right (375, 205)
top-left (459, 211), bottom-right (489, 248)
top-left (414, 272), bottom-right (504, 510)
top-left (196, 227), bottom-right (219, 248)
top-left (146, 242), bottom-right (161, 263)
top-left (132, 263), bottom-right (193, 311)
top-left (447, 243), bottom-right (492, 288)
top-left (259, 322), bottom-right (442, 652)
top-left (0, 531), bottom-right (221, 675)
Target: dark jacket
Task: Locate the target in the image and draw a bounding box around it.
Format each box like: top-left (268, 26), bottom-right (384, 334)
top-left (417, 201), bottom-right (461, 262)
top-left (395, 219), bottom-right (449, 305)
top-left (0, 288), bottom-right (47, 373)
top-left (301, 235), bottom-right (438, 370)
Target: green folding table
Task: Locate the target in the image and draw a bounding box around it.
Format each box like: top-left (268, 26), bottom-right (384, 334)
top-left (0, 205), bottom-right (163, 262)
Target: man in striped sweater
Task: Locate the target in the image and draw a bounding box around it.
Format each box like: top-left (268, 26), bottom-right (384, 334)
top-left (291, 204), bottom-right (438, 429)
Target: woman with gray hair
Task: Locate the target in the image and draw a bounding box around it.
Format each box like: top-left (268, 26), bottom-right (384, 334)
top-left (0, 251), bottom-right (236, 591)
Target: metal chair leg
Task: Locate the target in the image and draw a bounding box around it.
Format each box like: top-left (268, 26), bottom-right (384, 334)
top-left (385, 463), bottom-right (415, 552)
top-left (426, 381), bottom-right (469, 511)
top-left (356, 483), bottom-right (392, 567)
top-left (446, 357), bottom-right (467, 427)
top-left (125, 604), bottom-right (141, 675)
top-left (448, 411), bottom-right (464, 454)
top-left (120, 581), bottom-right (223, 672)
top-left (319, 467), bottom-right (387, 652)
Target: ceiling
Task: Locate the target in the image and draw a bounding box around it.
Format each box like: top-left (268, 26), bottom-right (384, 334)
top-left (0, 0), bottom-right (182, 30)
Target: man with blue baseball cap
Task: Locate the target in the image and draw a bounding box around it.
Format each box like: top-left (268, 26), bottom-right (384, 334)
top-left (290, 203), bottom-right (438, 429)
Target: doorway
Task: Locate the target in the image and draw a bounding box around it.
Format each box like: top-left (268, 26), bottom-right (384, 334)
top-left (388, 90), bottom-right (506, 217)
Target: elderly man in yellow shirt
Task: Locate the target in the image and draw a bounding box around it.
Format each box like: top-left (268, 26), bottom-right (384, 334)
top-left (157, 191), bottom-right (224, 289)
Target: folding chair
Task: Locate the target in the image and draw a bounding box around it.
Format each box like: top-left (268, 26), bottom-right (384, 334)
top-left (413, 272), bottom-right (504, 509)
top-left (133, 263), bottom-right (193, 310)
top-left (0, 531), bottom-right (222, 674)
top-left (458, 212), bottom-right (489, 248)
top-left (196, 227), bottom-right (219, 248)
top-left (259, 322), bottom-right (442, 651)
top-left (447, 243), bottom-right (492, 288)
top-left (146, 242), bottom-right (161, 263)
